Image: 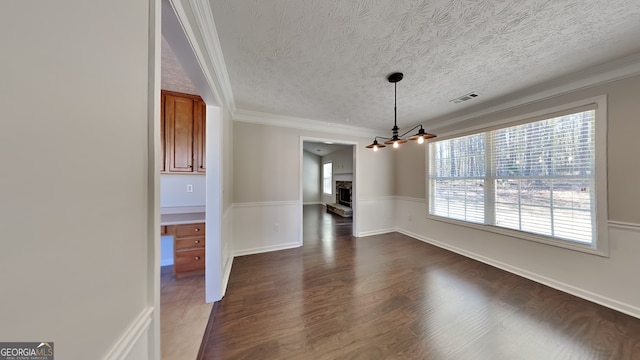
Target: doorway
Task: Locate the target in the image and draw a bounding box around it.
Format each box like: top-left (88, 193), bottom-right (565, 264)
top-left (300, 139), bottom-right (357, 245)
top-left (158, 1), bottom-right (225, 359)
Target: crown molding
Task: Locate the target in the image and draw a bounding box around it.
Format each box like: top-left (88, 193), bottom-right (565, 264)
top-left (233, 109), bottom-right (380, 138)
top-left (169, 0), bottom-right (235, 111)
top-left (430, 52), bottom-right (640, 131)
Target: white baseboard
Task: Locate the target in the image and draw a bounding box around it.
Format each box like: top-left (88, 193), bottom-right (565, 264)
top-left (355, 228), bottom-right (395, 237)
top-left (221, 256), bottom-right (233, 297)
top-left (303, 202), bottom-right (324, 205)
top-left (103, 306), bottom-right (153, 360)
top-left (397, 228), bottom-right (640, 320)
top-left (233, 242), bottom-right (300, 257)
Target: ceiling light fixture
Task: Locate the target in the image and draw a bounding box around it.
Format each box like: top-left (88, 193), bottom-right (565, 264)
top-left (366, 72), bottom-right (436, 151)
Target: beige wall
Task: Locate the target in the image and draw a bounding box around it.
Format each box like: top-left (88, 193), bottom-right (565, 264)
top-left (0, 0), bottom-right (155, 358)
top-left (394, 74), bottom-right (640, 316)
top-left (233, 121), bottom-right (395, 204)
top-left (321, 147), bottom-right (354, 205)
top-left (399, 74), bottom-right (640, 224)
top-left (394, 141), bottom-right (427, 199)
top-left (302, 150), bottom-right (322, 204)
top-left (232, 121), bottom-right (396, 253)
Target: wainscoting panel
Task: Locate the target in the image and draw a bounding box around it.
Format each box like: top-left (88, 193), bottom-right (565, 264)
top-left (354, 197), bottom-right (396, 237)
top-left (103, 306), bottom-right (153, 360)
top-left (233, 201), bottom-right (301, 256)
top-left (394, 197), bottom-right (640, 319)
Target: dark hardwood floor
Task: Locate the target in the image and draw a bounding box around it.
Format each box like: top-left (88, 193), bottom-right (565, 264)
top-left (200, 204), bottom-right (640, 359)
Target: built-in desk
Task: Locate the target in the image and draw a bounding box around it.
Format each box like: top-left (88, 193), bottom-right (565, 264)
top-left (161, 212), bottom-right (206, 226)
top-left (161, 209), bottom-right (206, 278)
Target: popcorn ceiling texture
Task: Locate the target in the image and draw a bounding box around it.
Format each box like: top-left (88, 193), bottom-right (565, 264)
top-left (161, 36), bottom-right (199, 95)
top-left (209, 0), bottom-right (640, 130)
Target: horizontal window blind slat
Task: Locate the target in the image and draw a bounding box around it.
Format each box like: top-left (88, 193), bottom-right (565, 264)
top-left (429, 108), bottom-right (596, 244)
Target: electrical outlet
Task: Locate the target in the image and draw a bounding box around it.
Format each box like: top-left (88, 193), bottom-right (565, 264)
top-left (187, 184), bottom-right (193, 193)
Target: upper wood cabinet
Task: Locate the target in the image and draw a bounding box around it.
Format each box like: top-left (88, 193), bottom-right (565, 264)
top-left (161, 90), bottom-right (206, 174)
top-left (194, 100), bottom-right (206, 173)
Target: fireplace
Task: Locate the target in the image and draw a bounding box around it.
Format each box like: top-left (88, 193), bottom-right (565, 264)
top-left (336, 181), bottom-right (352, 207)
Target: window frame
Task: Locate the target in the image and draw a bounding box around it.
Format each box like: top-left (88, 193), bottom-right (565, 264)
top-left (426, 96), bottom-right (609, 256)
top-left (323, 162), bottom-right (333, 195)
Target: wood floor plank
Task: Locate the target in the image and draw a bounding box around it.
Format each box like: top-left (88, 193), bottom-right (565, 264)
top-left (200, 204), bottom-right (640, 359)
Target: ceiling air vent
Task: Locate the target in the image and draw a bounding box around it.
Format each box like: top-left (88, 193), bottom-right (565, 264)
top-left (450, 92), bottom-right (479, 104)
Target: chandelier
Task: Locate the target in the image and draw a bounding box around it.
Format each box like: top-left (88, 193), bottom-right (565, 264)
top-left (366, 72), bottom-right (436, 151)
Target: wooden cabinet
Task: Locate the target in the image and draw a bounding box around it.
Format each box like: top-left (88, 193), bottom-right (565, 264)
top-left (194, 100), bottom-right (206, 173)
top-left (161, 94), bottom-right (166, 172)
top-left (161, 90), bottom-right (206, 174)
top-left (172, 222), bottom-right (205, 278)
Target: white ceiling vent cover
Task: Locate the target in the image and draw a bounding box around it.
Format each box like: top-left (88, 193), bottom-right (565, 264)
top-left (451, 92), bottom-right (480, 104)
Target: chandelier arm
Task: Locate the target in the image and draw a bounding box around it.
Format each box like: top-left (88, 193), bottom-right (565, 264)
top-left (366, 72), bottom-right (436, 150)
top-left (398, 124), bottom-right (424, 138)
top-left (373, 135), bottom-right (393, 141)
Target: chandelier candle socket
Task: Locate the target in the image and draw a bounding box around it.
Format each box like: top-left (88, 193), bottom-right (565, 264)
top-left (366, 72), bottom-right (436, 151)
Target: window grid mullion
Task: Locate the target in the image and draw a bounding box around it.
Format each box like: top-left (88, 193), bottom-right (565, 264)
top-left (550, 178), bottom-right (555, 238)
top-left (427, 106), bottom-right (601, 248)
top-left (518, 179), bottom-right (522, 231)
top-left (485, 132), bottom-right (496, 225)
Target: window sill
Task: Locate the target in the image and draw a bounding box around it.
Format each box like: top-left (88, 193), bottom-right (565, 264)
top-left (426, 214), bottom-right (609, 257)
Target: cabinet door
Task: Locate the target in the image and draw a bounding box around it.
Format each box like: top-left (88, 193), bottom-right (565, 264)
top-left (165, 94), bottom-right (195, 172)
top-left (194, 100), bottom-right (206, 173)
top-left (160, 93), bottom-right (166, 172)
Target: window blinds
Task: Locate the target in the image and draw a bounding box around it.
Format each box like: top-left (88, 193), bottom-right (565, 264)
top-left (429, 109), bottom-right (596, 244)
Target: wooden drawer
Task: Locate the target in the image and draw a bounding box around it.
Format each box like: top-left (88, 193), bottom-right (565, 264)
top-left (175, 236), bottom-right (205, 251)
top-left (175, 223), bottom-right (205, 237)
top-left (174, 248), bottom-right (205, 273)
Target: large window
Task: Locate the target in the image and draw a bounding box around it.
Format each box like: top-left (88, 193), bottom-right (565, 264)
top-left (429, 99), bottom-right (607, 253)
top-left (323, 162), bottom-right (333, 195)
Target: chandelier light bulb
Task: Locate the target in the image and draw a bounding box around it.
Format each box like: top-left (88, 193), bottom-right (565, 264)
top-left (373, 145), bottom-right (378, 151)
top-left (393, 141), bottom-right (399, 148)
top-left (417, 136), bottom-right (424, 144)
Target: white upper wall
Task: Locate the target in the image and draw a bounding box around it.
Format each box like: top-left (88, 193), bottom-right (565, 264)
top-left (0, 1), bottom-right (154, 358)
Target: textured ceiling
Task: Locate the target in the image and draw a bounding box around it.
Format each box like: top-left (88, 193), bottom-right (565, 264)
top-left (303, 142), bottom-right (352, 157)
top-left (209, 0), bottom-right (640, 131)
top-left (161, 36), bottom-right (199, 95)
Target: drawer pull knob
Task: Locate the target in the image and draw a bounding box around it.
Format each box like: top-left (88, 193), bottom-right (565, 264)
top-left (195, 256), bottom-right (201, 260)
top-left (195, 240), bottom-right (200, 244)
top-left (195, 228), bottom-right (200, 232)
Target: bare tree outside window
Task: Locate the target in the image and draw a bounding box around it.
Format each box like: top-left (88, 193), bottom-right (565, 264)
top-left (430, 110), bottom-right (596, 244)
